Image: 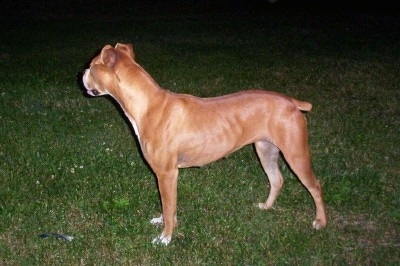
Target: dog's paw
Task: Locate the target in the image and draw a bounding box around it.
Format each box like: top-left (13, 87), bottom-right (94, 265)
top-left (150, 215), bottom-right (164, 226)
top-left (312, 220), bottom-right (326, 230)
top-left (152, 233), bottom-right (171, 246)
top-left (258, 202), bottom-right (272, 209)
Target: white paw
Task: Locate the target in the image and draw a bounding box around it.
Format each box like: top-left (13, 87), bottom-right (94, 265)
top-left (313, 220), bottom-right (322, 230)
top-left (258, 202), bottom-right (272, 209)
top-left (150, 215), bottom-right (164, 226)
top-left (152, 234), bottom-right (171, 246)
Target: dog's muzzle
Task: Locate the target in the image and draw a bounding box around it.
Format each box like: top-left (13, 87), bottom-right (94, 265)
top-left (91, 89), bottom-right (100, 96)
top-left (83, 69), bottom-right (101, 96)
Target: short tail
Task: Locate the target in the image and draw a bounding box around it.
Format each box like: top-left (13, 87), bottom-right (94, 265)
top-left (291, 98), bottom-right (312, 112)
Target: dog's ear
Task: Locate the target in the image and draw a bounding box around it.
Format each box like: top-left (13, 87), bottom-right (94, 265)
top-left (115, 43), bottom-right (135, 60)
top-left (100, 45), bottom-right (118, 68)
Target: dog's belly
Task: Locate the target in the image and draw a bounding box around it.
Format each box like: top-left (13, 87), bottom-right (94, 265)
top-left (177, 149), bottom-right (235, 168)
top-left (177, 150), bottom-right (237, 168)
top-left (175, 131), bottom-right (261, 168)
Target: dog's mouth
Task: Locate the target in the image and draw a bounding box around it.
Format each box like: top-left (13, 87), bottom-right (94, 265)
top-left (89, 89), bottom-right (101, 96)
top-left (83, 69), bottom-right (102, 96)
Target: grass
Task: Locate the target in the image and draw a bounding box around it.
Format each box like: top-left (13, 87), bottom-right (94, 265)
top-left (1, 2), bottom-right (399, 264)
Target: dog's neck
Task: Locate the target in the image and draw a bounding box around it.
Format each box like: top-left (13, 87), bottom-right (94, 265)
top-left (109, 61), bottom-right (167, 125)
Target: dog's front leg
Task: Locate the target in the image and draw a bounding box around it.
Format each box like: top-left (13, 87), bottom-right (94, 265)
top-left (151, 168), bottom-right (178, 246)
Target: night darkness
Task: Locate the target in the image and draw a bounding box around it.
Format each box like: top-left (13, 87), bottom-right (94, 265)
top-left (1, 0), bottom-right (399, 20)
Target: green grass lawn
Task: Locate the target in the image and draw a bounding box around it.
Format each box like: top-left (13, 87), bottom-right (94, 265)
top-left (1, 3), bottom-right (399, 264)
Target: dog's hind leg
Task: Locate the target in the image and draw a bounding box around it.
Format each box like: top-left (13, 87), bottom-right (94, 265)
top-left (255, 141), bottom-right (284, 210)
top-left (282, 149), bottom-right (327, 229)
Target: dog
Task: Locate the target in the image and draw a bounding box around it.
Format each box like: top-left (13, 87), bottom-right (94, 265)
top-left (82, 43), bottom-right (327, 245)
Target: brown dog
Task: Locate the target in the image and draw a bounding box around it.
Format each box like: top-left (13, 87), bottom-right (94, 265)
top-left (82, 43), bottom-right (327, 245)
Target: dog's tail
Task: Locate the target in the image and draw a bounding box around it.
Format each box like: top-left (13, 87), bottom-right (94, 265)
top-left (291, 98), bottom-right (312, 112)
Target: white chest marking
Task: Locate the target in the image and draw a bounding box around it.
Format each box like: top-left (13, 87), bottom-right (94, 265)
top-left (121, 110), bottom-right (140, 141)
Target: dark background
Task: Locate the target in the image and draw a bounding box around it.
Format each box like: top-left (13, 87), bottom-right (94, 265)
top-left (1, 0), bottom-right (399, 21)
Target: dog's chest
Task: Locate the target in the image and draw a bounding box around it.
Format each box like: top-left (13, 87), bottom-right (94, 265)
top-left (124, 112), bottom-right (140, 140)
top-left (131, 119), bottom-right (140, 139)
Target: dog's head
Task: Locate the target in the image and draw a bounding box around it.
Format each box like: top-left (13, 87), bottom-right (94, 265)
top-left (82, 43), bottom-right (135, 97)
